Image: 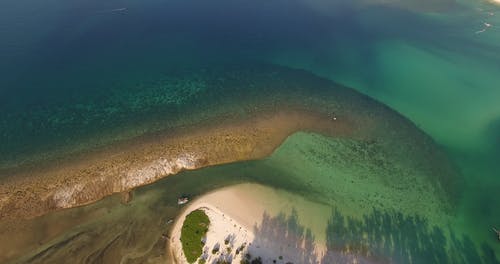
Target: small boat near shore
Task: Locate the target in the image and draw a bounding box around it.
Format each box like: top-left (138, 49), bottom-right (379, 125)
top-left (177, 196), bottom-right (189, 205)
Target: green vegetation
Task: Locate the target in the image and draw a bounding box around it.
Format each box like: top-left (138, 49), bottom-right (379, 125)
top-left (248, 257), bottom-right (262, 264)
top-left (180, 209), bottom-right (210, 263)
top-left (236, 243), bottom-right (246, 254)
top-left (212, 245), bottom-right (220, 254)
top-left (240, 253), bottom-right (264, 264)
top-left (253, 258), bottom-right (263, 264)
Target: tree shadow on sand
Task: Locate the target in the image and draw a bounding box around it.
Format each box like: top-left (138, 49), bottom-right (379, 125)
top-left (323, 208), bottom-right (499, 264)
top-left (251, 209), bottom-right (319, 264)
top-left (248, 208), bottom-right (499, 264)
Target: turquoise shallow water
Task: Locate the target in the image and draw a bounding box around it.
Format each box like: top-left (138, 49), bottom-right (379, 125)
top-left (0, 0), bottom-right (499, 262)
top-left (1, 0), bottom-right (499, 153)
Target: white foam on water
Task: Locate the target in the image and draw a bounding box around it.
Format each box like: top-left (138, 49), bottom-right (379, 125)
top-left (53, 183), bottom-right (86, 208)
top-left (51, 153), bottom-right (200, 208)
top-left (118, 153), bottom-right (200, 190)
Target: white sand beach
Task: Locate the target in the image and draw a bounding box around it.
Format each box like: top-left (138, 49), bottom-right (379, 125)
top-left (169, 183), bottom-right (331, 264)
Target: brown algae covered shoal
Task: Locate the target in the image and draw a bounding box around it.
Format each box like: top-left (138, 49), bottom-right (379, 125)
top-left (0, 64), bottom-right (459, 220)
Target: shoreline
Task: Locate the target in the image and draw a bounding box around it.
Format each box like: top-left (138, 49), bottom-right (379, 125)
top-left (170, 204), bottom-right (256, 264)
top-left (169, 183), bottom-right (329, 264)
top-left (0, 107), bottom-right (357, 220)
top-left (168, 183), bottom-right (397, 264)
top-left (0, 65), bottom-right (460, 221)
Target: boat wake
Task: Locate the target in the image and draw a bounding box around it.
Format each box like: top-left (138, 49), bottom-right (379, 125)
top-left (96, 7), bottom-right (127, 14)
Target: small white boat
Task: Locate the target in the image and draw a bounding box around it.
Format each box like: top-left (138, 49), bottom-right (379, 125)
top-left (177, 197), bottom-right (189, 205)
